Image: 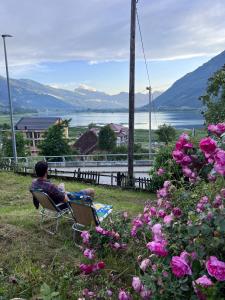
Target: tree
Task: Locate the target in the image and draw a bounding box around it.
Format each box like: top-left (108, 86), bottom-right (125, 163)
top-left (200, 65), bottom-right (225, 124)
top-left (155, 124), bottom-right (176, 144)
top-left (2, 132), bottom-right (27, 157)
top-left (98, 125), bottom-right (116, 151)
top-left (39, 122), bottom-right (71, 156)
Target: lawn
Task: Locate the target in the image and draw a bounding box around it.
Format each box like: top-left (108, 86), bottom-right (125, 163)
top-left (0, 171), bottom-right (154, 299)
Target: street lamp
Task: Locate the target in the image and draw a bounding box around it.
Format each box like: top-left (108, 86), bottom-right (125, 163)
top-left (2, 34), bottom-right (17, 164)
top-left (146, 86), bottom-right (152, 159)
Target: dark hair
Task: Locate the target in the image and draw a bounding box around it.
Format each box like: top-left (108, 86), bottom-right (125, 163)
top-left (35, 161), bottom-right (48, 177)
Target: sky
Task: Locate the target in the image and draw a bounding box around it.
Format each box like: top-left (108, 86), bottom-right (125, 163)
top-left (0, 0), bottom-right (225, 94)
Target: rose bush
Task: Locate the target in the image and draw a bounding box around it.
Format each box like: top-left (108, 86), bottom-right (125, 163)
top-left (77, 124), bottom-right (225, 300)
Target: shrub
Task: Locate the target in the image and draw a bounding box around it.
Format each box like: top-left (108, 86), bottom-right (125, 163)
top-left (75, 122), bottom-right (225, 299)
top-left (148, 144), bottom-right (182, 192)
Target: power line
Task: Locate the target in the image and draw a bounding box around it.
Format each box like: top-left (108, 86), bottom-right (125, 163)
top-left (136, 9), bottom-right (150, 86)
top-left (136, 8), bottom-right (158, 130)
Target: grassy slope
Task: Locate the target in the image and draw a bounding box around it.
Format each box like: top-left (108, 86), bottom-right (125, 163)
top-left (0, 172), bottom-right (154, 299)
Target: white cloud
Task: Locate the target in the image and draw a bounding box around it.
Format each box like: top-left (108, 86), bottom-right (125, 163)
top-left (0, 0), bottom-right (224, 67)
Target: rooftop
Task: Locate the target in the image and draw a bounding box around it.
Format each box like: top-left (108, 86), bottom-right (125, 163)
top-left (15, 117), bottom-right (61, 130)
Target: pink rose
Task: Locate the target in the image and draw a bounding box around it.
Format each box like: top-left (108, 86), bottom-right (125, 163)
top-left (150, 206), bottom-right (157, 216)
top-left (172, 207), bottom-right (182, 217)
top-left (140, 287), bottom-right (152, 299)
top-left (157, 188), bottom-right (169, 198)
top-left (140, 259), bottom-right (151, 272)
top-left (213, 195), bottom-right (223, 208)
top-left (195, 275), bottom-right (213, 287)
top-left (95, 226), bottom-right (104, 234)
top-left (118, 290), bottom-right (132, 300)
top-left (163, 180), bottom-right (172, 188)
top-left (214, 149), bottom-right (225, 176)
top-left (163, 214), bottom-right (174, 224)
top-left (83, 248), bottom-right (95, 260)
top-left (181, 155), bottom-right (192, 166)
top-left (162, 271), bottom-right (168, 277)
top-left (170, 255), bottom-right (192, 278)
top-left (132, 277), bottom-right (143, 292)
top-left (199, 137), bottom-right (217, 156)
top-left (152, 223), bottom-right (162, 235)
top-left (208, 123), bottom-right (225, 136)
top-left (131, 226), bottom-right (137, 237)
top-left (107, 290), bottom-right (113, 297)
top-left (152, 264), bottom-right (157, 272)
top-left (182, 167), bottom-right (192, 177)
top-left (81, 231), bottom-right (90, 244)
top-left (147, 240), bottom-right (168, 257)
top-left (172, 150), bottom-right (184, 163)
top-left (208, 174), bottom-right (217, 182)
top-left (79, 263), bottom-right (93, 274)
top-left (157, 168), bottom-right (165, 176)
top-left (158, 209), bottom-right (166, 218)
top-left (193, 275), bottom-right (213, 300)
top-left (132, 218), bottom-right (143, 228)
top-left (220, 188), bottom-right (225, 197)
top-left (206, 256), bottom-right (225, 281)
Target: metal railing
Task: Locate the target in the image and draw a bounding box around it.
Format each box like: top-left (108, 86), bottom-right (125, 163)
top-left (1, 153), bottom-right (155, 168)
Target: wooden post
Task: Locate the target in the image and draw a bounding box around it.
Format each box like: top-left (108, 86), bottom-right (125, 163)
top-left (128, 0), bottom-right (137, 187)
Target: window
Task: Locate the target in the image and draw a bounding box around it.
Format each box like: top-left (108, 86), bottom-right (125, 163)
top-left (34, 132), bottom-right (40, 139)
top-left (26, 132), bottom-right (33, 139)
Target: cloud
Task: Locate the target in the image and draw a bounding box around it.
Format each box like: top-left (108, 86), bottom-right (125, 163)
top-left (0, 0), bottom-right (224, 68)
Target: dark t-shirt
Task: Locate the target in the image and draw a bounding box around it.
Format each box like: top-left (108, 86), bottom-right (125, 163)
top-left (31, 178), bottom-right (65, 205)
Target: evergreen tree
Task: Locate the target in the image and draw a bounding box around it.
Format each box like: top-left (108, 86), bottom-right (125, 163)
top-left (200, 65), bottom-right (225, 124)
top-left (39, 122), bottom-right (71, 156)
top-left (98, 125), bottom-right (116, 151)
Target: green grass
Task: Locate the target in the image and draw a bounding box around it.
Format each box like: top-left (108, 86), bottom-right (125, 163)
top-left (0, 171), bottom-right (154, 299)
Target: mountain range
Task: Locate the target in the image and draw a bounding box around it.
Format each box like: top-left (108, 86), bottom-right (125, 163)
top-left (0, 76), bottom-right (160, 113)
top-left (141, 50), bottom-right (225, 111)
top-left (0, 50), bottom-right (224, 113)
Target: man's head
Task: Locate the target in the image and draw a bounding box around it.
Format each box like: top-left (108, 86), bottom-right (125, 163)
top-left (35, 161), bottom-right (48, 178)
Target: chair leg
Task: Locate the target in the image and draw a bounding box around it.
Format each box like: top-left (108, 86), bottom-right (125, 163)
top-left (40, 210), bottom-right (59, 235)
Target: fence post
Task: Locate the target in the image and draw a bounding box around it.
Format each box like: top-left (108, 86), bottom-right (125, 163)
top-left (116, 172), bottom-right (122, 187)
top-left (111, 173), bottom-right (114, 186)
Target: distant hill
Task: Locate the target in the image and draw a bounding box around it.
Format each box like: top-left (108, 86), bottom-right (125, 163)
top-left (141, 50), bottom-right (225, 111)
top-left (0, 76), bottom-right (161, 113)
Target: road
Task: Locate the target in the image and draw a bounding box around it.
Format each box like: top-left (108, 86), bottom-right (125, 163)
top-left (52, 165), bottom-right (151, 185)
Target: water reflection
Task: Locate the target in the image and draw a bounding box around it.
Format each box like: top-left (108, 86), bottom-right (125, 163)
top-left (61, 111), bottom-right (204, 130)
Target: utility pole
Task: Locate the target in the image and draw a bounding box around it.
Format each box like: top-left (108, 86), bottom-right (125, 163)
top-left (146, 86), bottom-right (152, 159)
top-left (128, 0), bottom-right (137, 187)
top-left (2, 34), bottom-right (17, 164)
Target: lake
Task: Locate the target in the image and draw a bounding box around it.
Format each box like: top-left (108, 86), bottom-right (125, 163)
top-left (4, 110), bottom-right (204, 130)
top-left (60, 110), bottom-right (204, 130)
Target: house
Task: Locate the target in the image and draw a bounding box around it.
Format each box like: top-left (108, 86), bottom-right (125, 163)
top-left (15, 117), bottom-right (68, 156)
top-left (108, 123), bottom-right (128, 146)
top-left (73, 124), bottom-right (128, 155)
top-left (74, 128), bottom-right (99, 155)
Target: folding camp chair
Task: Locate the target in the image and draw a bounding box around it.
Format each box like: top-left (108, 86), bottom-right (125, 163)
top-left (69, 198), bottom-right (112, 244)
top-left (31, 189), bottom-right (71, 235)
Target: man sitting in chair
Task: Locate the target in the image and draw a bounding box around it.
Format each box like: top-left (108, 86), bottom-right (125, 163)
top-left (31, 161), bottom-right (95, 209)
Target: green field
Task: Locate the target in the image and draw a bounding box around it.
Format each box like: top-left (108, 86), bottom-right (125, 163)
top-left (0, 171), bottom-right (154, 299)
top-left (69, 127), bottom-right (207, 149)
